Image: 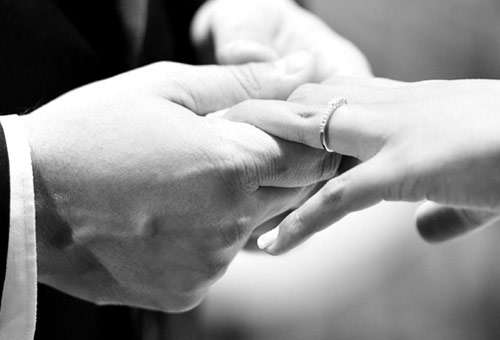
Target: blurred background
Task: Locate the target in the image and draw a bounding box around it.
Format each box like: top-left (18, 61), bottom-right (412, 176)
top-left (196, 1), bottom-right (500, 339)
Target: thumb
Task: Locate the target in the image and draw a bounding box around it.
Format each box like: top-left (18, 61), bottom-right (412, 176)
top-left (191, 0), bottom-right (279, 64)
top-left (416, 202), bottom-right (499, 243)
top-left (161, 52), bottom-right (315, 115)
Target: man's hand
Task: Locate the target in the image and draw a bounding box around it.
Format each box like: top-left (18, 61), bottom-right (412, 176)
top-left (192, 0), bottom-right (371, 79)
top-left (23, 56), bottom-right (340, 312)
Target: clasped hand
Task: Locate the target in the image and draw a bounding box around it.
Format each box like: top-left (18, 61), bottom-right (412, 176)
top-left (23, 0), bottom-right (371, 312)
top-left (227, 78), bottom-right (500, 254)
top-left (26, 57), bottom-right (339, 312)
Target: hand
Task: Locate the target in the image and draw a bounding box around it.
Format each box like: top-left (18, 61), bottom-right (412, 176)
top-left (192, 0), bottom-right (371, 79)
top-left (225, 78), bottom-right (500, 254)
top-left (23, 56), bottom-right (340, 311)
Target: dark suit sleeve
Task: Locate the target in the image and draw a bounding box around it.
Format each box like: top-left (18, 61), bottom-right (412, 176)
top-left (0, 122), bottom-right (10, 310)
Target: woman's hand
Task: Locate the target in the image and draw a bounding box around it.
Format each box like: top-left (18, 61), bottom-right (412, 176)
top-left (225, 78), bottom-right (500, 254)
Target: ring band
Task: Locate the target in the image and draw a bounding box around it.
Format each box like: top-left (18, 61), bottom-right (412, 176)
top-left (319, 98), bottom-right (347, 152)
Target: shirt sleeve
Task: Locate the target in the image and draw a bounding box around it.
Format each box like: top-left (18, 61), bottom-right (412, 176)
top-left (0, 115), bottom-right (36, 340)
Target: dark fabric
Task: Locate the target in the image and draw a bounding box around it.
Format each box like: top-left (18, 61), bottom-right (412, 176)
top-left (0, 123), bottom-right (10, 311)
top-left (0, 0), bottom-right (204, 339)
top-left (0, 0), bottom-right (203, 114)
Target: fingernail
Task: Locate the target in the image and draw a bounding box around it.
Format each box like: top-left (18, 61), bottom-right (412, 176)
top-left (276, 51), bottom-right (314, 74)
top-left (257, 227), bottom-right (279, 250)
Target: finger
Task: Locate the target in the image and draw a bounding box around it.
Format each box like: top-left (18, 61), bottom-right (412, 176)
top-left (244, 212), bottom-right (290, 252)
top-left (256, 138), bottom-right (342, 188)
top-left (257, 155), bottom-right (394, 254)
top-left (216, 115), bottom-right (341, 189)
top-left (190, 0), bottom-right (215, 48)
top-left (224, 100), bottom-right (322, 148)
top-left (225, 99), bottom-right (382, 160)
top-left (159, 52), bottom-right (315, 115)
top-left (416, 202), bottom-right (499, 243)
top-left (250, 182), bottom-right (323, 237)
top-left (288, 80), bottom-right (404, 106)
top-left (234, 186), bottom-right (316, 246)
top-left (322, 76), bottom-right (403, 88)
top-left (191, 0), bottom-right (279, 64)
top-left (252, 186), bottom-right (316, 228)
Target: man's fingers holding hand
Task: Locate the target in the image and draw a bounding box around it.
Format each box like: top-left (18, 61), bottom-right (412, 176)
top-left (155, 53), bottom-right (314, 115)
top-left (224, 100), bottom-right (322, 148)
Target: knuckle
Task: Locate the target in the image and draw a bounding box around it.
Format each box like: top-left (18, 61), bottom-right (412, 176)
top-left (148, 61), bottom-right (185, 79)
top-left (320, 176), bottom-right (347, 206)
top-left (216, 217), bottom-right (249, 247)
top-left (212, 217), bottom-right (250, 249)
top-left (229, 64), bottom-right (264, 98)
top-left (147, 62), bottom-right (203, 112)
top-left (166, 77), bottom-right (199, 112)
top-left (285, 211), bottom-right (306, 237)
top-left (212, 146), bottom-right (260, 195)
top-left (230, 158), bottom-right (261, 194)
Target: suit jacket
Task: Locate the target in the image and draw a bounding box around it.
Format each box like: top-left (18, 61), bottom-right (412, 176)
top-left (0, 0), bottom-right (204, 339)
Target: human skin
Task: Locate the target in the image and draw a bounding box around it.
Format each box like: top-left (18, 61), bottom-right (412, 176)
top-left (226, 77), bottom-right (500, 254)
top-left (193, 0), bottom-right (373, 243)
top-left (192, 0), bottom-right (371, 79)
top-left (23, 56), bottom-right (340, 311)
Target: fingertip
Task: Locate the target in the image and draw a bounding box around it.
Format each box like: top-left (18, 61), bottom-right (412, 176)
top-left (260, 211), bottom-right (311, 255)
top-left (257, 227), bottom-right (279, 251)
top-left (191, 0), bottom-right (215, 46)
top-left (257, 221), bottom-right (296, 256)
top-left (416, 203), bottom-right (474, 243)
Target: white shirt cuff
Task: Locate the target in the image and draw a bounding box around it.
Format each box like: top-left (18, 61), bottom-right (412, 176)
top-left (0, 115), bottom-right (37, 340)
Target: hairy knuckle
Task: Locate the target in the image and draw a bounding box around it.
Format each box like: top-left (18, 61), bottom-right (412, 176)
top-left (213, 145), bottom-right (259, 195)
